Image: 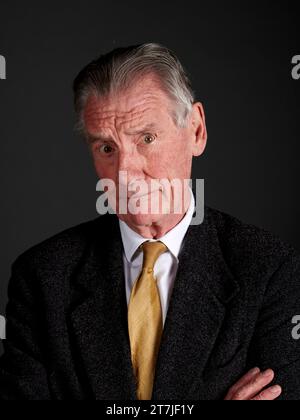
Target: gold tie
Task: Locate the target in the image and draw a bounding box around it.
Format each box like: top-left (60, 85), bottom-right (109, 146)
top-left (128, 240), bottom-right (168, 400)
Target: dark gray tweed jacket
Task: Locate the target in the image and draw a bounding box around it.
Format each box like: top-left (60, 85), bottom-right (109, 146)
top-left (0, 205), bottom-right (300, 400)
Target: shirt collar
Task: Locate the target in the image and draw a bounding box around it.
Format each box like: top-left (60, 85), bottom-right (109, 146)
top-left (118, 186), bottom-right (195, 262)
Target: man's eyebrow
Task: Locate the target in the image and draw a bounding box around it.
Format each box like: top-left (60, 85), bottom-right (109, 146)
top-left (87, 123), bottom-right (158, 144)
top-left (86, 134), bottom-right (114, 145)
top-left (125, 123), bottom-right (158, 135)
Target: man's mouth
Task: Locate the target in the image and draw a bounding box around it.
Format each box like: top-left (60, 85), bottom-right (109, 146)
top-left (119, 187), bottom-right (162, 200)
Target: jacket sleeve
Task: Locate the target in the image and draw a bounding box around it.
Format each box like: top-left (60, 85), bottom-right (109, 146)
top-left (248, 250), bottom-right (300, 400)
top-left (0, 257), bottom-right (51, 400)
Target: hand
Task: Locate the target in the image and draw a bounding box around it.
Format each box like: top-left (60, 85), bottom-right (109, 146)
top-left (224, 368), bottom-right (282, 400)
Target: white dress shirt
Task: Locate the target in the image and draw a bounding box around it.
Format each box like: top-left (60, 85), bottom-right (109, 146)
top-left (118, 186), bottom-right (195, 327)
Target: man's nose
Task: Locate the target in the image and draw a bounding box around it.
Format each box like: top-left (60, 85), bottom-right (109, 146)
top-left (118, 150), bottom-right (143, 176)
top-left (117, 151), bottom-right (145, 195)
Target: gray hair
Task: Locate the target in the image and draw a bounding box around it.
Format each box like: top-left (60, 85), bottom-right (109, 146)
top-left (73, 43), bottom-right (195, 136)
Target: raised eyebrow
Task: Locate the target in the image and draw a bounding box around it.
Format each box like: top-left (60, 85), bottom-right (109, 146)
top-left (87, 124), bottom-right (157, 144)
top-left (87, 134), bottom-right (115, 145)
top-left (125, 124), bottom-right (158, 135)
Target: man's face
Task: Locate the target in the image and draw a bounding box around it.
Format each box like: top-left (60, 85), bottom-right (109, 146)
top-left (83, 73), bottom-right (206, 229)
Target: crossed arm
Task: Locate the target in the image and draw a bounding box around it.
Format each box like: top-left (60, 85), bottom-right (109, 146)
top-left (227, 251), bottom-right (300, 400)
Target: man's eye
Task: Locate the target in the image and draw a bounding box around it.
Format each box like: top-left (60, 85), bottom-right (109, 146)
top-left (99, 144), bottom-right (114, 155)
top-left (143, 134), bottom-right (156, 144)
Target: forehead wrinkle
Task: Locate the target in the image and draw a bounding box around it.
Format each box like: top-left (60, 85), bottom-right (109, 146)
top-left (85, 89), bottom-right (165, 121)
top-left (87, 105), bottom-right (159, 136)
top-left (115, 107), bottom-right (158, 131)
top-left (84, 87), bottom-right (173, 141)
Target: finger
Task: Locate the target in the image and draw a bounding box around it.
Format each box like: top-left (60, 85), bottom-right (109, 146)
top-left (225, 367), bottom-right (261, 400)
top-left (251, 385), bottom-right (282, 401)
top-left (231, 369), bottom-right (275, 400)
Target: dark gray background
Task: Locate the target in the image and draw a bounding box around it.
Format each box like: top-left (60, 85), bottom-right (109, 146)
top-left (0, 0), bottom-right (299, 355)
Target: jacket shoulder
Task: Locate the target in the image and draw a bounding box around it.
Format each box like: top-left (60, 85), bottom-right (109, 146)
top-left (12, 214), bottom-right (111, 272)
top-left (205, 206), bottom-right (300, 271)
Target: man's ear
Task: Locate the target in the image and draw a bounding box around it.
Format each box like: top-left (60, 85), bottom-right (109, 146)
top-left (190, 102), bottom-right (208, 157)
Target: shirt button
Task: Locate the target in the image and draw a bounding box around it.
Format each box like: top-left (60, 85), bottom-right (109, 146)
top-left (147, 268), bottom-right (153, 273)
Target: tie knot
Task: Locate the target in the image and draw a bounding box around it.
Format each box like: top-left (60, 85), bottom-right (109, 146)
top-left (140, 241), bottom-right (168, 272)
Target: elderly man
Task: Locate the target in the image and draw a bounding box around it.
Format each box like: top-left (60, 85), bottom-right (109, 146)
top-left (0, 43), bottom-right (300, 401)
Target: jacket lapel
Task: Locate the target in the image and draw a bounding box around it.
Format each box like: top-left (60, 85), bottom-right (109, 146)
top-left (152, 207), bottom-right (240, 400)
top-left (70, 214), bottom-right (137, 400)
